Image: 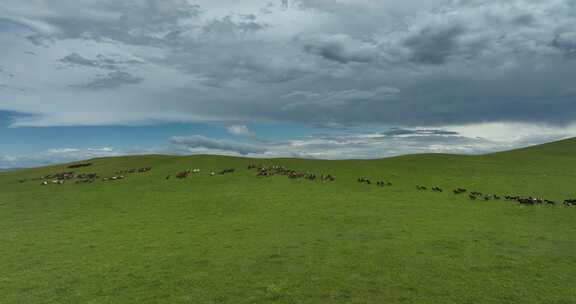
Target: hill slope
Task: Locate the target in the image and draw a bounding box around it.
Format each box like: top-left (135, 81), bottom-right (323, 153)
top-left (0, 139), bottom-right (575, 304)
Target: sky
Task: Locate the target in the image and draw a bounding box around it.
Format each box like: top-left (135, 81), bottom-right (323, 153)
top-left (1, 0), bottom-right (576, 168)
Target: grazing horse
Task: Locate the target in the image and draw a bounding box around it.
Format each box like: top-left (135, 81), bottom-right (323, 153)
top-left (358, 177), bottom-right (371, 185)
top-left (321, 174), bottom-right (335, 182)
top-left (453, 188), bottom-right (467, 194)
top-left (176, 171), bottom-right (189, 179)
top-left (219, 168), bottom-right (235, 175)
top-left (432, 186), bottom-right (443, 192)
top-left (519, 198), bottom-right (534, 206)
top-left (377, 181), bottom-right (392, 187)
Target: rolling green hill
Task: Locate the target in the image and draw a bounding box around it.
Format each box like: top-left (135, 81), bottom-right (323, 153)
top-left (1, 139), bottom-right (575, 304)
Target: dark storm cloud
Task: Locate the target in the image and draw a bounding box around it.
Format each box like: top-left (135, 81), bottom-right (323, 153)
top-left (1, 0), bottom-right (576, 130)
top-left (302, 35), bottom-right (379, 64)
top-left (59, 53), bottom-right (142, 70)
top-left (404, 24), bottom-right (467, 64)
top-left (553, 32), bottom-right (576, 58)
top-left (72, 71), bottom-right (143, 90)
top-left (380, 128), bottom-right (460, 137)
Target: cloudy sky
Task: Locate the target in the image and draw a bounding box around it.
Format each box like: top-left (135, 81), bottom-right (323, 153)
top-left (1, 0), bottom-right (576, 168)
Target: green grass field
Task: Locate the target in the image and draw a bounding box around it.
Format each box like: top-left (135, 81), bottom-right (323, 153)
top-left (1, 138), bottom-right (575, 304)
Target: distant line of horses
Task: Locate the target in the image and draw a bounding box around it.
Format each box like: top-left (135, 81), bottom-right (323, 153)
top-left (249, 164), bottom-right (335, 182)
top-left (167, 168), bottom-right (236, 180)
top-left (16, 163), bottom-right (576, 208)
top-left (415, 185), bottom-right (576, 207)
top-left (358, 177), bottom-right (391, 187)
top-left (24, 166), bottom-right (153, 185)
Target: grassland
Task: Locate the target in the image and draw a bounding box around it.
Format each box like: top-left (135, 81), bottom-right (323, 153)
top-left (1, 138), bottom-right (575, 304)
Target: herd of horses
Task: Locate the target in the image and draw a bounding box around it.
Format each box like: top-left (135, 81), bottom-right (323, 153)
top-left (415, 184), bottom-right (576, 207)
top-left (15, 162), bottom-right (576, 207)
top-left (358, 177), bottom-right (392, 187)
top-left (168, 168), bottom-right (234, 180)
top-left (102, 166), bottom-right (153, 182)
top-left (115, 167), bottom-right (152, 175)
top-left (169, 165), bottom-right (336, 182)
top-left (357, 178), bottom-right (576, 207)
top-left (30, 171), bottom-right (98, 185)
top-left (249, 164), bottom-right (336, 182)
top-left (22, 165), bottom-right (152, 185)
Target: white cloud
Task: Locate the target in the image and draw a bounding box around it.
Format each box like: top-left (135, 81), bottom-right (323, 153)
top-left (170, 122), bottom-right (576, 160)
top-left (448, 122), bottom-right (576, 144)
top-left (0, 146), bottom-right (129, 169)
top-left (47, 148), bottom-right (80, 154)
top-left (227, 125), bottom-right (254, 136)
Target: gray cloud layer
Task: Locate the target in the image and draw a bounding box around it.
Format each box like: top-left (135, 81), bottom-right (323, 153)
top-left (0, 0), bottom-right (576, 128)
top-left (171, 135), bottom-right (266, 155)
top-left (72, 71), bottom-right (144, 90)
